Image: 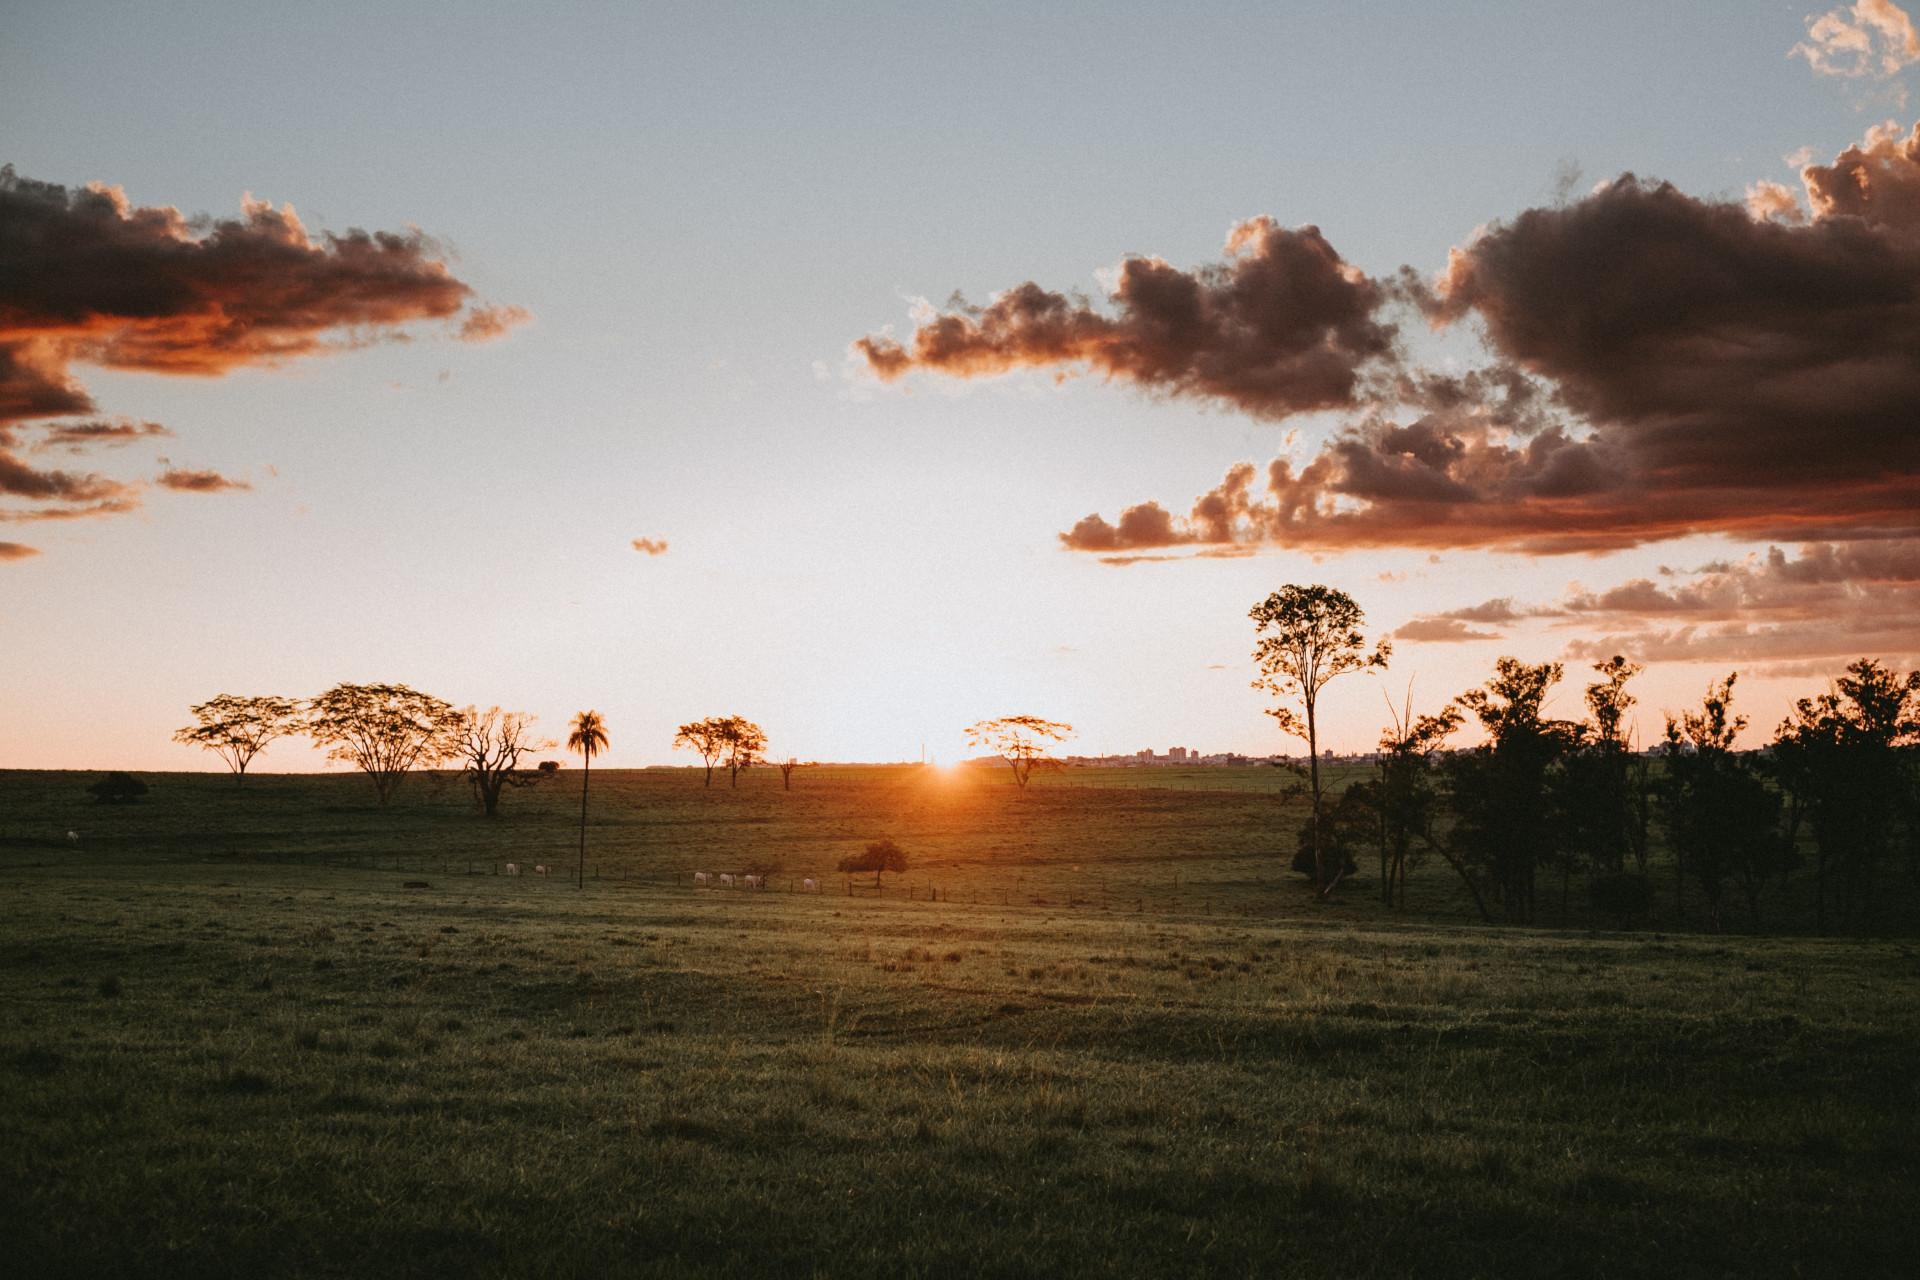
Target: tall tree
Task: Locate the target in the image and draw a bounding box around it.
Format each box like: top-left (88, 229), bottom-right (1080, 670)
top-left (965, 716), bottom-right (1075, 788)
top-left (1660, 675), bottom-right (1782, 931)
top-left (172, 694), bottom-right (302, 784)
top-left (1440, 658), bottom-right (1580, 924)
top-left (720, 717), bottom-right (768, 788)
top-left (1771, 659), bottom-right (1920, 934)
top-left (306, 683), bottom-right (462, 807)
top-left (451, 706), bottom-right (554, 817)
top-left (1249, 585), bottom-right (1389, 893)
top-left (1549, 657), bottom-right (1648, 921)
top-left (1354, 691), bottom-right (1461, 908)
top-left (567, 710), bottom-right (609, 889)
top-left (674, 719), bottom-right (728, 786)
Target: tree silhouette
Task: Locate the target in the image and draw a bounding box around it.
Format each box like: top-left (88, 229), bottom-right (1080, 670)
top-left (306, 683), bottom-right (461, 807)
top-left (1440, 658), bottom-right (1580, 924)
top-left (173, 694), bottom-right (301, 785)
top-left (567, 710), bottom-right (608, 889)
top-left (720, 717), bottom-right (767, 788)
top-left (452, 706), bottom-right (555, 817)
top-left (674, 719), bottom-right (727, 786)
top-left (1659, 674), bottom-right (1781, 931)
top-left (1772, 659), bottom-right (1920, 933)
top-left (965, 716), bottom-right (1075, 788)
top-left (838, 837), bottom-right (908, 888)
top-left (1249, 585), bottom-right (1389, 894)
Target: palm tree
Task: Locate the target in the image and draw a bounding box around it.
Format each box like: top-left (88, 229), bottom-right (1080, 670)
top-left (567, 710), bottom-right (608, 889)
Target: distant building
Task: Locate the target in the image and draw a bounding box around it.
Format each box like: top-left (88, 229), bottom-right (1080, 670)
top-left (1169, 747), bottom-right (1188, 760)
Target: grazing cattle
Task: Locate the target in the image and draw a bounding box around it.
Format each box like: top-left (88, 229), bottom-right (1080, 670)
top-left (719, 873), bottom-right (735, 888)
top-left (693, 871), bottom-right (712, 888)
top-left (803, 877), bottom-right (819, 893)
top-left (506, 863), bottom-right (520, 875)
top-left (65, 831), bottom-right (79, 845)
top-left (743, 874), bottom-right (763, 889)
top-left (535, 865), bottom-right (549, 877)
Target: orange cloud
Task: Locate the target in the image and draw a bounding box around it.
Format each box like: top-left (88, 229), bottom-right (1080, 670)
top-left (1394, 618), bottom-right (1503, 644)
top-left (0, 165), bottom-right (523, 527)
top-left (1793, 2), bottom-right (1920, 79)
top-left (156, 467), bottom-right (250, 493)
top-left (855, 217), bottom-right (1395, 419)
top-left (1405, 541), bottom-right (1920, 668)
top-left (0, 540), bottom-right (38, 560)
top-left (631, 537), bottom-right (668, 555)
top-left (458, 304), bottom-right (532, 343)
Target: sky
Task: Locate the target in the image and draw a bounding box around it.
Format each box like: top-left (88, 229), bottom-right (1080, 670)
top-left (4, 0), bottom-right (1919, 771)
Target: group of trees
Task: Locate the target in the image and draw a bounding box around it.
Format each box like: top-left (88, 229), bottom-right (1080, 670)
top-left (1254, 585), bottom-right (1920, 934)
top-left (175, 685), bottom-right (562, 814)
top-left (672, 716), bottom-right (772, 787)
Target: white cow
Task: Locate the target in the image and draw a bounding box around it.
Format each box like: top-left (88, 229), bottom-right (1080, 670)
top-left (803, 877), bottom-right (819, 893)
top-left (719, 873), bottom-right (736, 888)
top-left (693, 871), bottom-right (712, 888)
top-left (535, 865), bottom-right (549, 877)
top-left (506, 862), bottom-right (521, 876)
top-left (743, 874), bottom-right (763, 889)
top-left (65, 831), bottom-right (79, 845)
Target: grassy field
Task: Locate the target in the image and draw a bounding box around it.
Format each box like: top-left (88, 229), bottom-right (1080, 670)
top-left (2, 766), bottom-right (1917, 1277)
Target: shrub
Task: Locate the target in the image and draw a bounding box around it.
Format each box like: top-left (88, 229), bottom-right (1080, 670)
top-left (87, 771), bottom-right (148, 804)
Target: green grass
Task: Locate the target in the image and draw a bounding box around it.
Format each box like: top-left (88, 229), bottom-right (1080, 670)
top-left (2, 767), bottom-right (1916, 1277)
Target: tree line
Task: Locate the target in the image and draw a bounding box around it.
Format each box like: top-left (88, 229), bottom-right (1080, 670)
top-left (1254, 585), bottom-right (1920, 935)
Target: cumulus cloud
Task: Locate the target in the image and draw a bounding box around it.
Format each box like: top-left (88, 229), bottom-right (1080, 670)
top-left (156, 467), bottom-right (250, 493)
top-left (1793, 1), bottom-right (1920, 79)
top-left (0, 540), bottom-right (38, 560)
top-left (1031, 118), bottom-right (1920, 558)
top-left (855, 217), bottom-right (1397, 419)
top-left (0, 165), bottom-right (523, 528)
top-left (631, 537), bottom-right (668, 555)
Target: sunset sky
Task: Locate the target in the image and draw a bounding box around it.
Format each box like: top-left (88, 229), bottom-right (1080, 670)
top-left (6, 0), bottom-right (1919, 771)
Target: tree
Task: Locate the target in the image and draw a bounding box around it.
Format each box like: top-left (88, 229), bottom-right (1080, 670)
top-left (965, 716), bottom-right (1075, 788)
top-left (674, 719), bottom-right (728, 786)
top-left (306, 683), bottom-right (462, 807)
top-left (719, 717), bottom-right (767, 788)
top-left (1549, 656), bottom-right (1648, 921)
top-left (451, 706), bottom-right (555, 817)
top-left (1353, 690), bottom-right (1461, 908)
top-left (1660, 674), bottom-right (1782, 931)
top-left (1249, 585), bottom-right (1390, 893)
top-left (172, 694), bottom-right (302, 785)
top-left (839, 837), bottom-right (908, 888)
top-left (567, 710), bottom-right (609, 890)
top-left (777, 757), bottom-right (811, 791)
top-left (1771, 659), bottom-right (1920, 933)
top-left (1439, 657), bottom-right (1580, 924)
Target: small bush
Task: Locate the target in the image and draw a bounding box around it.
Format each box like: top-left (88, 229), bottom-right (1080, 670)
top-left (88, 772), bottom-right (148, 804)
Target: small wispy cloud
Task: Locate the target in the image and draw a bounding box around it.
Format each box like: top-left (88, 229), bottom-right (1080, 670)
top-left (631, 537), bottom-right (669, 556)
top-left (1793, 2), bottom-right (1920, 79)
top-left (156, 467), bottom-right (250, 493)
top-left (0, 540), bottom-right (39, 561)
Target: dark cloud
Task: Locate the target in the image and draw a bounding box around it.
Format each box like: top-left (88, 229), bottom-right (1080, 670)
top-left (0, 540), bottom-right (38, 560)
top-left (0, 165), bottom-right (522, 528)
top-left (33, 418), bottom-right (170, 451)
top-left (156, 467), bottom-right (250, 493)
top-left (856, 217), bottom-right (1395, 418)
top-left (863, 121), bottom-right (1920, 558)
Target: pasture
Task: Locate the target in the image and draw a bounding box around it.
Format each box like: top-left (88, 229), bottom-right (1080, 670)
top-left (2, 766), bottom-right (1916, 1277)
